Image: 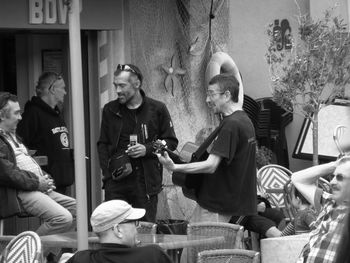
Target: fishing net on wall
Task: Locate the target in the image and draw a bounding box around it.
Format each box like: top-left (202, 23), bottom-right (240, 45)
top-left (129, 0), bottom-right (228, 137)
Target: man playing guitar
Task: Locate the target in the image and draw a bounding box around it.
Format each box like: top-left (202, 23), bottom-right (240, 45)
top-left (157, 73), bottom-right (257, 223)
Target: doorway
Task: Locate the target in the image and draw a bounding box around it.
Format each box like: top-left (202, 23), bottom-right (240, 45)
top-left (0, 30), bottom-right (99, 234)
top-left (0, 33), bottom-right (17, 94)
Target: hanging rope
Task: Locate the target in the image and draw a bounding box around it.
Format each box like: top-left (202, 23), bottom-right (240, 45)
top-left (209, 0), bottom-right (214, 44)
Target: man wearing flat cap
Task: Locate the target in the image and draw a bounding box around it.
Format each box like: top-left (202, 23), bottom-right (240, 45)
top-left (65, 200), bottom-right (173, 263)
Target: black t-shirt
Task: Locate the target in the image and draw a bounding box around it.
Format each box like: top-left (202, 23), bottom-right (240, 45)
top-left (118, 107), bottom-right (138, 154)
top-left (197, 110), bottom-right (257, 215)
top-left (66, 243), bottom-right (173, 263)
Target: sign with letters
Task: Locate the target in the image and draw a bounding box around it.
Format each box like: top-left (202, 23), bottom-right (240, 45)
top-left (29, 0), bottom-right (68, 25)
top-left (0, 0), bottom-right (122, 30)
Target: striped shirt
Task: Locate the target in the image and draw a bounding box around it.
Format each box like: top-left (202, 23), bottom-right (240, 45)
top-left (297, 190), bottom-right (347, 263)
top-left (4, 132), bottom-right (43, 178)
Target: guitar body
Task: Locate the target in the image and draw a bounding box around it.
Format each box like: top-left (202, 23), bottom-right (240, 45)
top-left (172, 172), bottom-right (204, 201)
top-left (171, 142), bottom-right (208, 201)
top-left (153, 141), bottom-right (208, 201)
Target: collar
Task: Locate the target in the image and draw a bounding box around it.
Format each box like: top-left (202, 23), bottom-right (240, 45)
top-left (0, 128), bottom-right (9, 137)
top-left (109, 89), bottom-right (147, 116)
top-left (128, 89), bottom-right (146, 111)
top-left (99, 243), bottom-right (131, 249)
top-left (28, 96), bottom-right (60, 115)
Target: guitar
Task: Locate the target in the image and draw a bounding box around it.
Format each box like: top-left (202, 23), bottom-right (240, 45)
top-left (153, 140), bottom-right (204, 201)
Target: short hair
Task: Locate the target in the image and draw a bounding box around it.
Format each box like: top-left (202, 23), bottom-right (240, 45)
top-left (208, 73), bottom-right (240, 102)
top-left (0, 92), bottom-right (18, 120)
top-left (114, 64), bottom-right (143, 85)
top-left (36, 72), bottom-right (62, 97)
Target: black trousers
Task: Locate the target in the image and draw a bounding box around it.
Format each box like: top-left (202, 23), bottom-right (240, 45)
top-left (231, 208), bottom-right (285, 236)
top-left (104, 168), bottom-right (158, 223)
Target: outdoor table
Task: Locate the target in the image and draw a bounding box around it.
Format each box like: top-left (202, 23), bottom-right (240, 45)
top-left (0, 232), bottom-right (225, 263)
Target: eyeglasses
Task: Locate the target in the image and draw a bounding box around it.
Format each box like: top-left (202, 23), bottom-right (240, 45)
top-left (119, 220), bottom-right (140, 227)
top-left (116, 64), bottom-right (141, 81)
top-left (206, 91), bottom-right (225, 98)
top-left (111, 220), bottom-right (140, 232)
top-left (333, 174), bottom-right (350, 182)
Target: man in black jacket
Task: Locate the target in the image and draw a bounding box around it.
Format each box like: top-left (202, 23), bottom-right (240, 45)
top-left (97, 64), bottom-right (178, 222)
top-left (17, 72), bottom-right (74, 195)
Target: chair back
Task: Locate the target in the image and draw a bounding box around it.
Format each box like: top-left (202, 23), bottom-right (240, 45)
top-left (187, 222), bottom-right (244, 263)
top-left (257, 164), bottom-right (292, 210)
top-left (318, 177), bottom-right (331, 193)
top-left (198, 249), bottom-right (260, 263)
top-left (243, 95), bottom-right (260, 133)
top-left (0, 231), bottom-right (42, 263)
top-left (137, 221), bottom-right (157, 234)
top-left (283, 180), bottom-right (298, 221)
top-left (333, 125), bottom-right (347, 157)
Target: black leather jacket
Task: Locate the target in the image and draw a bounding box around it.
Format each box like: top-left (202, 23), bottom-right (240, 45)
top-left (97, 91), bottom-right (178, 195)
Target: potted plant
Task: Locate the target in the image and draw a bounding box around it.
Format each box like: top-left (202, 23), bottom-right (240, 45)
top-left (266, 8), bottom-right (350, 165)
top-left (256, 146), bottom-right (273, 169)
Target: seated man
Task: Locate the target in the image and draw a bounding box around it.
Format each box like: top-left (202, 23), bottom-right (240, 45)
top-left (0, 92), bottom-right (76, 236)
top-left (64, 200), bottom-right (173, 263)
top-left (292, 155), bottom-right (350, 262)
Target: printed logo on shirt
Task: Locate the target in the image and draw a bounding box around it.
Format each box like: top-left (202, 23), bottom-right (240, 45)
top-left (61, 132), bottom-right (69, 147)
top-left (248, 137), bottom-right (256, 143)
top-left (51, 126), bottom-right (68, 134)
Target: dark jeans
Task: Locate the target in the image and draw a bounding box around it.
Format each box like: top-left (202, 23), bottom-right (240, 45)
top-left (231, 208), bottom-right (285, 236)
top-left (104, 168), bottom-right (158, 222)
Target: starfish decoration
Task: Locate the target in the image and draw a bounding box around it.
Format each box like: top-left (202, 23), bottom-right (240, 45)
top-left (161, 54), bottom-right (186, 96)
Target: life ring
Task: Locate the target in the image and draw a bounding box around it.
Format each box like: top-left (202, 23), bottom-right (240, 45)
top-left (205, 52), bottom-right (244, 107)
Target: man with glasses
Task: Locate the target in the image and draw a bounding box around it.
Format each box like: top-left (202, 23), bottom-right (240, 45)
top-left (0, 92), bottom-right (76, 235)
top-left (64, 200), bottom-right (172, 263)
top-left (17, 72), bottom-right (74, 195)
top-left (97, 64), bottom-right (178, 222)
top-left (157, 73), bottom-right (257, 223)
top-left (292, 155), bottom-right (350, 263)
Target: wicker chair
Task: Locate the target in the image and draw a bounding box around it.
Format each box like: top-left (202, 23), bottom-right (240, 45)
top-left (283, 178), bottom-right (328, 223)
top-left (283, 180), bottom-right (298, 221)
top-left (257, 164), bottom-right (292, 211)
top-left (197, 249), bottom-right (260, 263)
top-left (137, 221), bottom-right (157, 234)
top-left (318, 177), bottom-right (331, 193)
top-left (0, 231), bottom-right (42, 263)
top-left (284, 178), bottom-right (331, 204)
top-left (187, 222), bottom-right (244, 263)
top-left (333, 125), bottom-right (347, 157)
